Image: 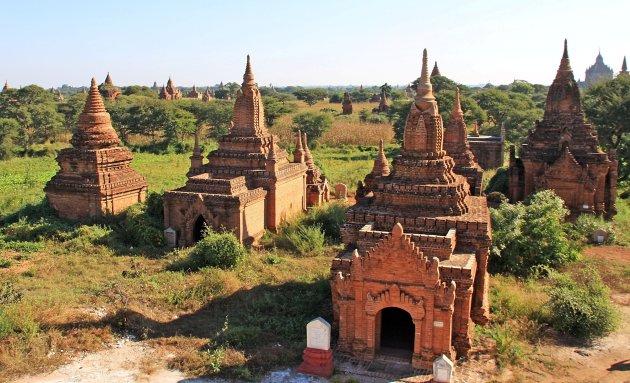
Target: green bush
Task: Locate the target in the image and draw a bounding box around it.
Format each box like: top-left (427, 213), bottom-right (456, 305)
top-left (547, 269), bottom-right (619, 339)
top-left (119, 203), bottom-right (165, 248)
top-left (490, 190), bottom-right (579, 276)
top-left (301, 202), bottom-right (347, 243)
top-left (188, 230), bottom-right (246, 270)
top-left (571, 214), bottom-right (616, 245)
top-left (276, 224), bottom-right (326, 256)
top-left (0, 309), bottom-right (14, 338)
top-left (0, 258), bottom-right (11, 268)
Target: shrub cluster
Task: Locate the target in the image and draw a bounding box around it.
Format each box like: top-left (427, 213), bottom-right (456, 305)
top-left (547, 269), bottom-right (619, 339)
top-left (187, 229), bottom-right (246, 270)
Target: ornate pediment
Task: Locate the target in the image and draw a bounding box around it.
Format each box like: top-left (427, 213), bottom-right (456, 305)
top-left (365, 283), bottom-right (425, 319)
top-left (544, 146), bottom-right (583, 180)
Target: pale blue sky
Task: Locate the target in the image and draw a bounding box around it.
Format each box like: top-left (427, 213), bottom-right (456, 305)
top-left (1, 0), bottom-right (628, 88)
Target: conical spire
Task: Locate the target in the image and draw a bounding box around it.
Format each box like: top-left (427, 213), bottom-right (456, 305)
top-left (416, 49), bottom-right (435, 102)
top-left (105, 72), bottom-right (113, 85)
top-left (70, 78), bottom-right (120, 149)
top-left (620, 56), bottom-right (628, 76)
top-left (83, 78), bottom-right (107, 113)
top-left (268, 135), bottom-right (278, 162)
top-left (243, 54), bottom-right (256, 87)
top-left (431, 61), bottom-right (441, 77)
top-left (371, 139), bottom-right (390, 177)
top-left (294, 129), bottom-right (305, 163)
top-left (451, 87), bottom-right (463, 120)
top-left (557, 39), bottom-right (573, 75)
top-left (2, 80), bottom-right (8, 92)
top-left (303, 132), bottom-right (315, 168)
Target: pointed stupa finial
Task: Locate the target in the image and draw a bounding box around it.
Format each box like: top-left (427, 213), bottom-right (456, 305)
top-left (557, 39), bottom-right (573, 75)
top-left (620, 56), bottom-right (628, 75)
top-left (416, 48), bottom-right (435, 102)
top-left (431, 61), bottom-right (441, 77)
top-left (451, 87), bottom-right (464, 119)
top-left (268, 135), bottom-right (278, 162)
top-left (294, 129), bottom-right (305, 163)
top-left (243, 54), bottom-right (256, 87)
top-left (84, 78), bottom-right (106, 113)
top-left (371, 139), bottom-right (390, 177)
top-left (2, 80), bottom-right (9, 92)
top-left (303, 132), bottom-right (315, 168)
top-left (105, 72), bottom-right (113, 85)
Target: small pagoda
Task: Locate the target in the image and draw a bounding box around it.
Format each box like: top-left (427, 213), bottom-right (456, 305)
top-left (330, 49), bottom-right (491, 369)
top-left (45, 79), bottom-right (147, 221)
top-left (294, 131), bottom-right (330, 207)
top-left (187, 85), bottom-right (202, 99)
top-left (202, 87), bottom-right (214, 102)
top-left (342, 92), bottom-right (353, 114)
top-left (443, 88), bottom-right (483, 195)
top-left (508, 40), bottom-right (617, 218)
top-left (99, 73), bottom-right (122, 100)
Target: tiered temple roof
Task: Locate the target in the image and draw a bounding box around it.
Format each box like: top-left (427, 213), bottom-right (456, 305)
top-left (160, 77), bottom-right (183, 100)
top-left (431, 61), bottom-right (441, 77)
top-left (45, 78), bottom-right (147, 220)
top-left (99, 73), bottom-right (122, 100)
top-left (509, 40), bottom-right (617, 217)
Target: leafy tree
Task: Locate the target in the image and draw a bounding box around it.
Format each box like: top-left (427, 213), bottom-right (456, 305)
top-left (329, 93), bottom-right (343, 103)
top-left (380, 83), bottom-right (392, 98)
top-left (262, 96), bottom-right (297, 126)
top-left (0, 86), bottom-right (64, 153)
top-left (510, 80), bottom-right (535, 95)
top-left (57, 93), bottom-right (87, 132)
top-left (350, 89), bottom-right (370, 103)
top-left (0, 118), bottom-right (20, 159)
top-left (293, 88), bottom-right (328, 106)
top-left (226, 82), bottom-right (240, 98)
top-left (436, 90), bottom-right (487, 126)
top-left (123, 86), bottom-right (158, 98)
top-left (387, 100), bottom-right (413, 143)
top-left (292, 112), bottom-right (333, 144)
top-left (490, 190), bottom-right (579, 276)
top-left (584, 76), bottom-right (630, 180)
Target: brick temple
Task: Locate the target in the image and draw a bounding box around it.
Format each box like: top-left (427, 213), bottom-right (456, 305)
top-left (45, 78), bottom-right (147, 221)
top-left (467, 123), bottom-right (505, 170)
top-left (443, 88), bottom-right (483, 196)
top-left (330, 49), bottom-right (491, 369)
top-left (163, 56), bottom-right (327, 246)
top-left (508, 40), bottom-right (617, 218)
top-left (159, 77), bottom-right (183, 100)
top-left (98, 73), bottom-right (121, 100)
top-left (187, 84), bottom-right (202, 99)
top-left (342, 92), bottom-right (353, 115)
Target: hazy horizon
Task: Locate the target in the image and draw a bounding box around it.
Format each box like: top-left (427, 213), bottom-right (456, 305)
top-left (1, 0), bottom-right (628, 89)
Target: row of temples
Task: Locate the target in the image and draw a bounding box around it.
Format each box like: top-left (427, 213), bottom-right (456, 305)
top-left (40, 41), bottom-right (618, 372)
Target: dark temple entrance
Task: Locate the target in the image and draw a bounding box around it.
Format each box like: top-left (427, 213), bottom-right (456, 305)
top-left (193, 215), bottom-right (208, 243)
top-left (379, 307), bottom-right (414, 358)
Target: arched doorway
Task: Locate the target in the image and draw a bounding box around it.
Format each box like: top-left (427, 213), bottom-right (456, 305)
top-left (378, 307), bottom-right (414, 358)
top-left (193, 215), bottom-right (208, 243)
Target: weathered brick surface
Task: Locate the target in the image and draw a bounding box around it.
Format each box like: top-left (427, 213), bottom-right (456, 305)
top-left (45, 78), bottom-right (147, 221)
top-left (331, 50), bottom-right (491, 369)
top-left (508, 40), bottom-right (617, 218)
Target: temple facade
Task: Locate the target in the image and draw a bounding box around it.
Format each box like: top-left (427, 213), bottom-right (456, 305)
top-left (330, 49), bottom-right (491, 369)
top-left (159, 77), bottom-right (183, 100)
top-left (45, 79), bottom-right (147, 221)
top-left (342, 92), bottom-right (353, 115)
top-left (163, 56), bottom-right (326, 246)
top-left (467, 123), bottom-right (505, 170)
top-left (187, 85), bottom-right (202, 99)
top-left (508, 40), bottom-right (617, 218)
top-left (584, 51), bottom-right (613, 86)
top-left (99, 73), bottom-right (122, 100)
top-left (443, 88), bottom-right (483, 195)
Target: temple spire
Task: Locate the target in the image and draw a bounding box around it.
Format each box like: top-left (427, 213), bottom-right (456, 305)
top-left (558, 39), bottom-right (573, 75)
top-left (303, 132), bottom-right (315, 169)
top-left (371, 139), bottom-right (390, 177)
top-left (620, 56), bottom-right (628, 76)
top-left (268, 135), bottom-right (278, 162)
top-left (243, 54), bottom-right (255, 87)
top-left (84, 78), bottom-right (107, 113)
top-left (2, 80), bottom-right (8, 92)
top-left (294, 129), bottom-right (305, 163)
top-left (451, 87), bottom-right (463, 119)
top-left (416, 49), bottom-right (435, 103)
top-left (431, 61), bottom-right (441, 77)
top-left (105, 72), bottom-right (113, 85)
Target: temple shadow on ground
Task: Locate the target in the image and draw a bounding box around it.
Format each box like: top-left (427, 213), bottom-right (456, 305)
top-left (48, 279), bottom-right (333, 377)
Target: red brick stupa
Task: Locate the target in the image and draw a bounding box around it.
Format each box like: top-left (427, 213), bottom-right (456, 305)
top-left (443, 88), bottom-right (483, 195)
top-left (508, 40), bottom-right (617, 218)
top-left (99, 73), bottom-right (122, 100)
top-left (330, 49), bottom-right (491, 369)
top-left (45, 78), bottom-right (147, 221)
top-left (159, 77), bottom-right (183, 100)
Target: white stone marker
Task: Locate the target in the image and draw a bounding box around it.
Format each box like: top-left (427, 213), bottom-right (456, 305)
top-left (164, 227), bottom-right (177, 247)
top-left (306, 317), bottom-right (331, 351)
top-left (433, 354), bottom-right (454, 383)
